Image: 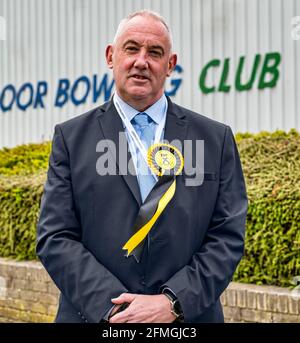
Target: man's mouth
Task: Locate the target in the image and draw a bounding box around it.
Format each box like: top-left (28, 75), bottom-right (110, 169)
top-left (130, 75), bottom-right (149, 81)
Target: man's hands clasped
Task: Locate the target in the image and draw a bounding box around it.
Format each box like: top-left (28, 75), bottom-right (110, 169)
top-left (108, 293), bottom-right (177, 323)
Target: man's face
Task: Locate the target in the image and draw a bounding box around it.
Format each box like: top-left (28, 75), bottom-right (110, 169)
top-left (106, 15), bottom-right (177, 110)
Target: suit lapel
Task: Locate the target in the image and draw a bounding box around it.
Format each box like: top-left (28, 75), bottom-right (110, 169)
top-left (96, 100), bottom-right (142, 206)
top-left (95, 97), bottom-right (188, 207)
top-left (163, 97), bottom-right (188, 154)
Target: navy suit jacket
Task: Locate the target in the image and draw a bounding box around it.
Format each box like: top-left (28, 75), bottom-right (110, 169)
top-left (36, 97), bottom-right (248, 323)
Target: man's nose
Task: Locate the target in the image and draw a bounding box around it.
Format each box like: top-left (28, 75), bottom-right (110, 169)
top-left (133, 50), bottom-right (149, 69)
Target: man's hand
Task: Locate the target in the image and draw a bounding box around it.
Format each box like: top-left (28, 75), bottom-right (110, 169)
top-left (108, 293), bottom-right (177, 323)
top-left (108, 304), bottom-right (127, 319)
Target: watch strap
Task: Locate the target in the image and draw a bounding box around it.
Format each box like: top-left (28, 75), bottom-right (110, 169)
top-left (162, 288), bottom-right (183, 320)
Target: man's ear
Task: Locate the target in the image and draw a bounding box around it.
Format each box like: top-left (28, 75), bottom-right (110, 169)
top-left (106, 45), bottom-right (114, 69)
top-left (166, 54), bottom-right (177, 77)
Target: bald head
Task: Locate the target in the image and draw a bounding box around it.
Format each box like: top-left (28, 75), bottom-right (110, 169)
top-left (113, 10), bottom-right (174, 54)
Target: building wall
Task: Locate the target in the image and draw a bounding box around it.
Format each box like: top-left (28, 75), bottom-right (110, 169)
top-left (0, 0), bottom-right (300, 148)
top-left (0, 258), bottom-right (299, 323)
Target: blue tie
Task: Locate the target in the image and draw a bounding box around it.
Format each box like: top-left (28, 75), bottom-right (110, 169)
top-left (131, 113), bottom-right (156, 202)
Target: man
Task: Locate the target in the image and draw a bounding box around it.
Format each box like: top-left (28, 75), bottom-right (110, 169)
top-left (36, 10), bottom-right (248, 323)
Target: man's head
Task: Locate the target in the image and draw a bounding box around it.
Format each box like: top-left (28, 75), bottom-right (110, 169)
top-left (106, 10), bottom-right (177, 112)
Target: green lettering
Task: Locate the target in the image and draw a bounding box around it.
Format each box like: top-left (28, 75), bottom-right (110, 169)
top-left (258, 52), bottom-right (281, 89)
top-left (235, 54), bottom-right (261, 91)
top-left (218, 58), bottom-right (231, 92)
top-left (199, 59), bottom-right (220, 94)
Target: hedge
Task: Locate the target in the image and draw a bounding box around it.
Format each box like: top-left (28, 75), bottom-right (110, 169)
top-left (0, 173), bottom-right (45, 260)
top-left (0, 142), bottom-right (51, 176)
top-left (233, 130), bottom-right (300, 287)
top-left (0, 130), bottom-right (299, 287)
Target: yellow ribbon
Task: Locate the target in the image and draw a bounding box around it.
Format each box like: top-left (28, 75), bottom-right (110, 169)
top-left (123, 179), bottom-right (176, 256)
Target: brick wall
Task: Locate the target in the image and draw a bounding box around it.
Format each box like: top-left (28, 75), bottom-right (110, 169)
top-left (0, 258), bottom-right (299, 323)
top-left (221, 282), bottom-right (300, 322)
top-left (0, 258), bottom-right (58, 322)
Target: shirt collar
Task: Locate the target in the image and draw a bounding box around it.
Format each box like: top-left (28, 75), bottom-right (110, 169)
top-left (114, 92), bottom-right (167, 125)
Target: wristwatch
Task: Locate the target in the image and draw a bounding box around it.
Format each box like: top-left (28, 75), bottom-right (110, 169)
top-left (162, 288), bottom-right (184, 321)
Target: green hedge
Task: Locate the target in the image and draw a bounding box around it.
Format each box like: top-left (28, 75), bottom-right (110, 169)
top-left (0, 174), bottom-right (45, 260)
top-left (0, 131), bottom-right (299, 287)
top-left (0, 142), bottom-right (51, 176)
top-left (233, 130), bottom-right (300, 287)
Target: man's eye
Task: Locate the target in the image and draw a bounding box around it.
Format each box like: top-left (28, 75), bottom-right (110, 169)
top-left (149, 50), bottom-right (162, 57)
top-left (125, 46), bottom-right (138, 52)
